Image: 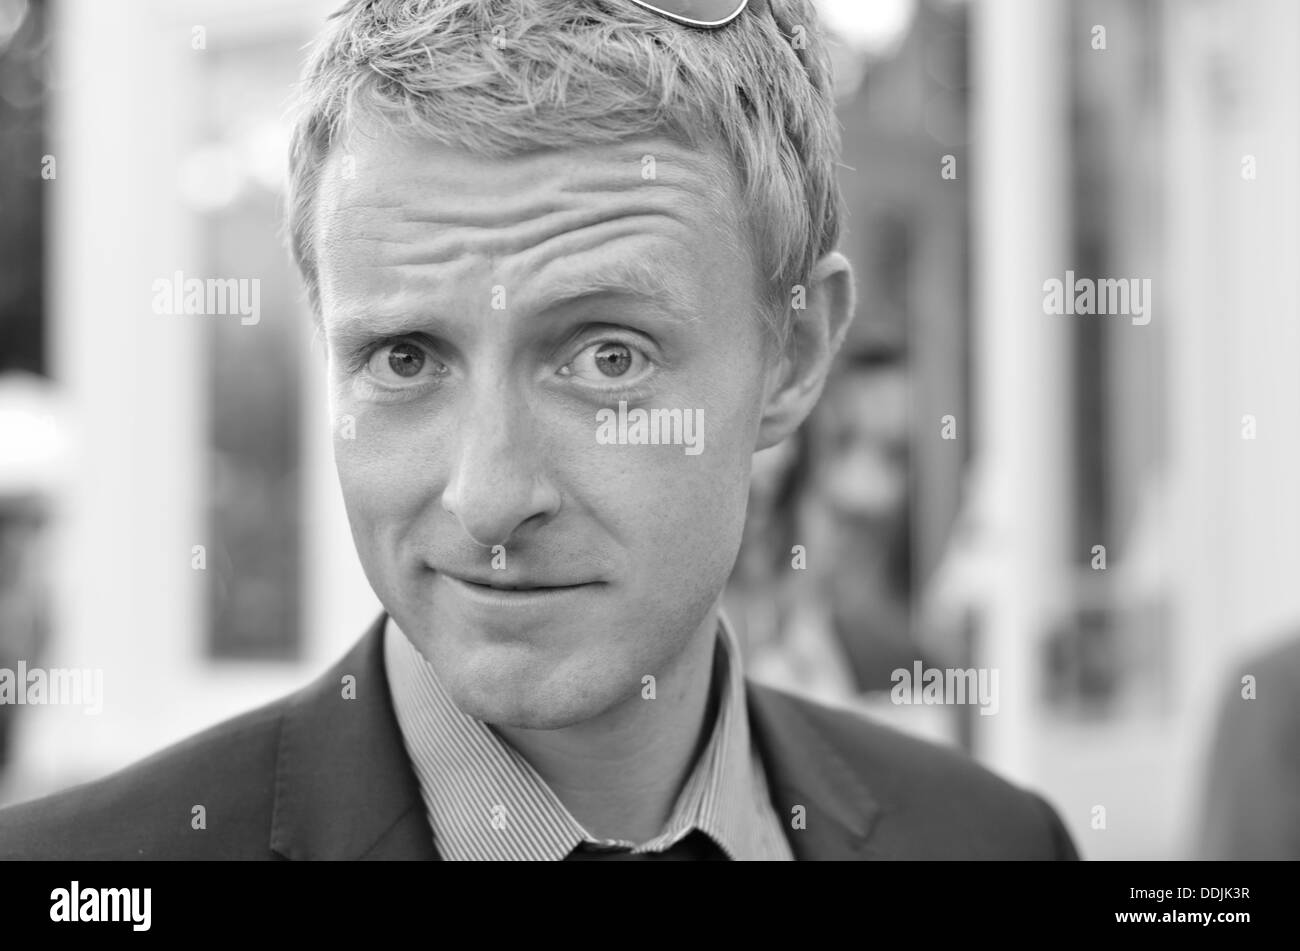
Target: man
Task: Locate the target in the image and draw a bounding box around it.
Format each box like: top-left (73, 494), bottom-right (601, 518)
top-left (0, 0), bottom-right (1078, 860)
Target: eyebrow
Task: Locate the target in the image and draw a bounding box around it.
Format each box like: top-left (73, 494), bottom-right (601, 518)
top-left (529, 257), bottom-right (701, 325)
top-left (327, 256), bottom-right (702, 346)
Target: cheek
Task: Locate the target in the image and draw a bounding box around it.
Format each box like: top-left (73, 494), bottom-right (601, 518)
top-left (588, 401), bottom-right (757, 598)
top-left (644, 462), bottom-right (749, 590)
top-left (331, 405), bottom-right (440, 549)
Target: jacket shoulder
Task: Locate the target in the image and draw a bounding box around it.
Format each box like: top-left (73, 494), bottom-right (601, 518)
top-left (0, 695), bottom-right (288, 860)
top-left (749, 683), bottom-right (1080, 859)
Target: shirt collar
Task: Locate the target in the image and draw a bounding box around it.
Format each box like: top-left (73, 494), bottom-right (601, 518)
top-left (383, 612), bottom-right (792, 861)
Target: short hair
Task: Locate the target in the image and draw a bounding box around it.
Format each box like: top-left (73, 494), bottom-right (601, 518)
top-left (286, 0), bottom-right (843, 348)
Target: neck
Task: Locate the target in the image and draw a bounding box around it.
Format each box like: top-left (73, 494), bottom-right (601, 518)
top-left (494, 609), bottom-right (723, 843)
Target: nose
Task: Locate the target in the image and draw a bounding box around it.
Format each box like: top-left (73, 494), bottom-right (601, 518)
top-left (439, 381), bottom-right (562, 548)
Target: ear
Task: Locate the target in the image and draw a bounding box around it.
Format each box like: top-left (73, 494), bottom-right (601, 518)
top-left (755, 251), bottom-right (856, 451)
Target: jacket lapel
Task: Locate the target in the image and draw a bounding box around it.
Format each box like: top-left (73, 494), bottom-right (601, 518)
top-left (269, 615), bottom-right (886, 861)
top-left (270, 613), bottom-right (440, 860)
top-left (746, 681), bottom-right (885, 860)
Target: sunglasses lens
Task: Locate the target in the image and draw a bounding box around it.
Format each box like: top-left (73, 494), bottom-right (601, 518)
top-left (630, 0), bottom-right (749, 27)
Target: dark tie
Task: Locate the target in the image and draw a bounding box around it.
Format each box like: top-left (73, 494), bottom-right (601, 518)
top-left (564, 829), bottom-right (728, 861)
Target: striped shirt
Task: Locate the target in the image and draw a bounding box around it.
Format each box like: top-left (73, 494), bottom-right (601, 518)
top-left (383, 613), bottom-right (794, 861)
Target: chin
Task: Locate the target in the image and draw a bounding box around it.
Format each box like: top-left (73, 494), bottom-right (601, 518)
top-left (435, 644), bottom-right (632, 730)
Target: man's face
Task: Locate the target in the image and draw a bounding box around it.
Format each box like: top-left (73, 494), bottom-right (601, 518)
top-left (314, 130), bottom-right (772, 729)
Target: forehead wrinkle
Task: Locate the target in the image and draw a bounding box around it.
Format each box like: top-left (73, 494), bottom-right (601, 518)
top-left (339, 162), bottom-right (723, 266)
top-left (372, 205), bottom-right (695, 270)
top-left (317, 135), bottom-right (750, 332)
top-left (326, 241), bottom-right (703, 341)
top-left (323, 197), bottom-right (722, 325)
top-left (320, 132), bottom-right (736, 251)
top-left (520, 246), bottom-right (704, 327)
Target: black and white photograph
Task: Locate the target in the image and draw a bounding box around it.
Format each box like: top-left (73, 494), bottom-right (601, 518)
top-left (0, 0), bottom-right (1292, 920)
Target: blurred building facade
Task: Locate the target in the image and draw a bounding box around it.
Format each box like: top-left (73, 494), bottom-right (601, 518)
top-left (735, 0), bottom-right (1300, 860)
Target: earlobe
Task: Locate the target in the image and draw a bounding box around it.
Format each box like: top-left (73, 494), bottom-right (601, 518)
top-left (754, 251), bottom-right (857, 452)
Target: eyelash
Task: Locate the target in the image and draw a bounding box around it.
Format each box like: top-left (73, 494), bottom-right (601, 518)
top-left (559, 335), bottom-right (657, 394)
top-left (349, 333), bottom-right (659, 400)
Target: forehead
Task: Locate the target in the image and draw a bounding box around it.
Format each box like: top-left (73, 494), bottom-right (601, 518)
top-left (311, 126), bottom-right (756, 326)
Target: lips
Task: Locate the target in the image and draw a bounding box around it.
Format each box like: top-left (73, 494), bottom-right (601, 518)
top-left (437, 570), bottom-right (596, 592)
top-left (436, 570), bottom-right (602, 611)
top-left (458, 578), bottom-right (587, 592)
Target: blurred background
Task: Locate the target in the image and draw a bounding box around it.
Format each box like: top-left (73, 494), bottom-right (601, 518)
top-left (2, 0), bottom-right (1298, 860)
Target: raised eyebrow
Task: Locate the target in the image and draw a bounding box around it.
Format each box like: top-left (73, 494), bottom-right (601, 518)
top-left (532, 260), bottom-right (701, 325)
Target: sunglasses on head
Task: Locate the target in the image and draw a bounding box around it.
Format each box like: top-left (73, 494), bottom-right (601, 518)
top-left (627, 0), bottom-right (765, 29)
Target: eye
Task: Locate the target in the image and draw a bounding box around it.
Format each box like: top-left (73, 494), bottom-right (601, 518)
top-left (561, 340), bottom-right (650, 385)
top-left (366, 340), bottom-right (445, 384)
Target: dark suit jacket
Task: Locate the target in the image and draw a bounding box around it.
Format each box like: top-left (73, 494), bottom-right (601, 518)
top-left (0, 614), bottom-right (1079, 860)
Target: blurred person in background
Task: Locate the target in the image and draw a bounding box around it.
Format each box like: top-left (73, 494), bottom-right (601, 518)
top-left (1198, 634), bottom-right (1300, 860)
top-left (0, 373), bottom-right (62, 787)
top-left (746, 350), bottom-right (931, 707)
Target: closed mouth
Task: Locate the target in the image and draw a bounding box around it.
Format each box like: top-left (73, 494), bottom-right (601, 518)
top-left (464, 580), bottom-right (588, 592)
top-left (441, 572), bottom-right (597, 593)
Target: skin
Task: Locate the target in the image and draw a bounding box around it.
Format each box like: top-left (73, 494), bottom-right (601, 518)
top-left (314, 126), bottom-right (854, 840)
